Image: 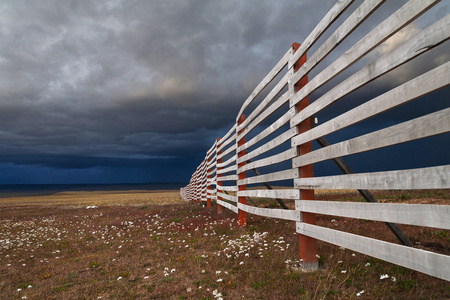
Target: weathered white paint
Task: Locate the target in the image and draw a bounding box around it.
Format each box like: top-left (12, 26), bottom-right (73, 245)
top-left (296, 222), bottom-right (450, 281)
top-left (295, 165), bottom-right (450, 190)
top-left (237, 49), bottom-right (291, 121)
top-left (290, 14), bottom-right (450, 128)
top-left (293, 108), bottom-right (450, 167)
top-left (292, 61), bottom-right (450, 148)
top-left (217, 199), bottom-right (239, 214)
top-left (238, 203), bottom-right (300, 221)
top-left (290, 0), bottom-right (440, 108)
top-left (295, 200), bottom-right (450, 229)
top-left (239, 189), bottom-right (300, 200)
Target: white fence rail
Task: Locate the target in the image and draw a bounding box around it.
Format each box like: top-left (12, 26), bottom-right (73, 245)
top-left (180, 0), bottom-right (450, 281)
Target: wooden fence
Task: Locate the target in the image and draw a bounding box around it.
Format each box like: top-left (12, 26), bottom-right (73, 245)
top-left (180, 0), bottom-right (450, 281)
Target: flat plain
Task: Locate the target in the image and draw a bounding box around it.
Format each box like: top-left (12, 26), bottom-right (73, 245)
top-left (0, 189), bottom-right (448, 299)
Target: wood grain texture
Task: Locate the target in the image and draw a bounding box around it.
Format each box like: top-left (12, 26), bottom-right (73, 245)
top-left (297, 222), bottom-right (450, 281)
top-left (238, 148), bottom-right (297, 173)
top-left (238, 203), bottom-right (300, 221)
top-left (238, 127), bottom-right (297, 164)
top-left (238, 109), bottom-right (295, 153)
top-left (290, 14), bottom-right (450, 128)
top-left (239, 168), bottom-right (299, 185)
top-left (288, 0), bottom-right (355, 69)
top-left (217, 143), bottom-right (237, 160)
top-left (238, 189), bottom-right (300, 200)
top-left (291, 0), bottom-right (385, 90)
top-left (296, 200), bottom-right (450, 229)
top-left (292, 61), bottom-right (450, 147)
top-left (290, 0), bottom-right (440, 108)
top-left (237, 74), bottom-right (289, 133)
top-left (293, 108), bottom-right (450, 167)
top-left (217, 154), bottom-right (237, 169)
top-left (216, 164), bottom-right (238, 175)
top-left (238, 91), bottom-right (291, 141)
top-left (237, 49), bottom-right (291, 121)
top-left (295, 165), bottom-right (450, 190)
top-left (217, 199), bottom-right (239, 213)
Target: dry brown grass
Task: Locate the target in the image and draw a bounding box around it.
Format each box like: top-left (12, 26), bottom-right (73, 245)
top-left (0, 190), bottom-right (182, 207)
top-left (0, 189), bottom-right (448, 299)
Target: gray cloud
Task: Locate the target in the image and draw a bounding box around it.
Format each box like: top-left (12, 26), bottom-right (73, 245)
top-left (0, 0), bottom-right (448, 183)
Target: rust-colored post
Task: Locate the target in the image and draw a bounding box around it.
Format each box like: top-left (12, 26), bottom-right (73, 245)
top-left (292, 42), bottom-right (318, 270)
top-left (207, 155), bottom-right (212, 208)
top-left (216, 137), bottom-right (223, 214)
top-left (196, 166), bottom-right (201, 205)
top-left (237, 114), bottom-right (247, 227)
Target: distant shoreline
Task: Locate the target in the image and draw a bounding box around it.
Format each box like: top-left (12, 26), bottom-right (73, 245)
top-left (0, 183), bottom-right (185, 198)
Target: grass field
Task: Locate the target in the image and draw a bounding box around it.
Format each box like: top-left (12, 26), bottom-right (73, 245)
top-left (0, 189), bottom-right (448, 299)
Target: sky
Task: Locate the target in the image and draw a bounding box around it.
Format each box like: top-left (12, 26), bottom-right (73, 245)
top-left (0, 0), bottom-right (449, 185)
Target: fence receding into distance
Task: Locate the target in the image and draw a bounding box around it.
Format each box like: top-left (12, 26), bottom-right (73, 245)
top-left (180, 0), bottom-right (450, 281)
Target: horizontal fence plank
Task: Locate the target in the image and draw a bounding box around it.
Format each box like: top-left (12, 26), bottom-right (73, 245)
top-left (288, 0), bottom-right (355, 69)
top-left (216, 164), bottom-right (237, 175)
top-left (218, 132), bottom-right (237, 152)
top-left (217, 154), bottom-right (237, 169)
top-left (238, 108), bottom-right (294, 153)
top-left (295, 165), bottom-right (450, 190)
top-left (208, 160), bottom-right (216, 169)
top-left (217, 199), bottom-right (239, 214)
top-left (207, 140), bottom-right (217, 156)
top-left (293, 108), bottom-right (450, 168)
top-left (238, 127), bottom-right (297, 164)
top-left (207, 168), bottom-right (216, 176)
top-left (290, 0), bottom-right (440, 108)
top-left (218, 186), bottom-right (238, 192)
top-left (238, 91), bottom-right (292, 142)
top-left (218, 124), bottom-right (237, 149)
top-left (292, 61), bottom-right (450, 147)
top-left (238, 203), bottom-right (300, 221)
top-left (293, 0), bottom-right (385, 92)
top-left (295, 200), bottom-right (450, 229)
top-left (217, 143), bottom-right (237, 160)
top-left (290, 14), bottom-right (450, 128)
top-left (217, 192), bottom-right (238, 203)
top-left (238, 189), bottom-right (300, 200)
top-left (239, 168), bottom-right (299, 185)
top-left (237, 73), bottom-right (289, 132)
top-left (296, 222), bottom-right (450, 281)
top-left (239, 148), bottom-right (298, 173)
top-left (220, 174), bottom-right (239, 182)
top-left (237, 48), bottom-right (291, 121)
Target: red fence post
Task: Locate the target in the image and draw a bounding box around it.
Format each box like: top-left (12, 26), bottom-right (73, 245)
top-left (196, 166), bottom-right (201, 205)
top-left (292, 42), bottom-right (318, 270)
top-left (216, 137), bottom-right (223, 214)
top-left (207, 155), bottom-right (212, 208)
top-left (237, 114), bottom-right (247, 227)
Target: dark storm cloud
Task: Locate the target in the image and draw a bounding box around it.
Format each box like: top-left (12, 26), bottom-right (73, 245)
top-left (0, 0), bottom-right (448, 183)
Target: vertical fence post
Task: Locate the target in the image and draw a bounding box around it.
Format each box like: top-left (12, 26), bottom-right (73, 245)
top-left (291, 42), bottom-right (318, 270)
top-left (196, 166), bottom-right (201, 205)
top-left (201, 159), bottom-right (207, 205)
top-left (237, 114), bottom-right (247, 227)
top-left (207, 155), bottom-right (212, 208)
top-left (216, 137), bottom-right (223, 214)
